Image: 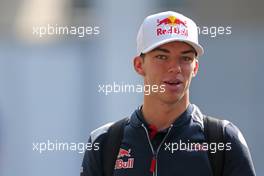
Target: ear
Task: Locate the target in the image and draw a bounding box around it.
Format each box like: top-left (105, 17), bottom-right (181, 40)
top-left (192, 59), bottom-right (199, 77)
top-left (133, 56), bottom-right (145, 76)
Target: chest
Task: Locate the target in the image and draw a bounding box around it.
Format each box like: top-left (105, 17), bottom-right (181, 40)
top-left (113, 127), bottom-right (213, 176)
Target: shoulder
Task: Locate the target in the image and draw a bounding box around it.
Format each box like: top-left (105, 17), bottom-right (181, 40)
top-left (222, 120), bottom-right (249, 149)
top-left (221, 121), bottom-right (256, 175)
top-left (191, 104), bottom-right (246, 139)
top-left (184, 104), bottom-right (255, 174)
top-left (89, 122), bottom-right (114, 144)
top-left (203, 114), bottom-right (249, 148)
top-left (191, 104), bottom-right (250, 147)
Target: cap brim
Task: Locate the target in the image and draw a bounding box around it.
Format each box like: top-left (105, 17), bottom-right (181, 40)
top-left (142, 38), bottom-right (204, 57)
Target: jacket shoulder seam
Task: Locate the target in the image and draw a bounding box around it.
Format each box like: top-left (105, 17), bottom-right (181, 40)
top-left (90, 122), bottom-right (114, 143)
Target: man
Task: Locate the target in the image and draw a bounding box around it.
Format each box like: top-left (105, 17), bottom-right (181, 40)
top-left (81, 11), bottom-right (256, 176)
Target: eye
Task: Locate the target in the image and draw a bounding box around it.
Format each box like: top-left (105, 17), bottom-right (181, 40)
top-left (155, 55), bottom-right (168, 60)
top-left (181, 56), bottom-right (194, 63)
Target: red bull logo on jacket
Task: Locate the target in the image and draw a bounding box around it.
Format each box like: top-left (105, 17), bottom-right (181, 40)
top-left (117, 148), bottom-right (131, 158)
top-left (115, 148), bottom-right (134, 170)
top-left (156, 16), bottom-right (188, 37)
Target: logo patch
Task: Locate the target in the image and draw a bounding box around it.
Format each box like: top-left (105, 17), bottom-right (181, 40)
top-left (156, 16), bottom-right (188, 37)
top-left (115, 148), bottom-right (134, 170)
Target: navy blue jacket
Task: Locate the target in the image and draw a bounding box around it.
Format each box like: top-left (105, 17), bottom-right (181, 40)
top-left (81, 104), bottom-right (256, 176)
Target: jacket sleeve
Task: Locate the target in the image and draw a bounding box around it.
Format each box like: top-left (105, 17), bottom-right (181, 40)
top-left (81, 122), bottom-right (113, 176)
top-left (223, 122), bottom-right (256, 176)
top-left (81, 136), bottom-right (104, 176)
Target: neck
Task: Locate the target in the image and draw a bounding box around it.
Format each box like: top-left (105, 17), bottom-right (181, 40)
top-left (141, 93), bottom-right (190, 131)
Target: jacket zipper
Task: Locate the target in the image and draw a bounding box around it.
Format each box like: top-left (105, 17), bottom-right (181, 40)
top-left (142, 124), bottom-right (173, 176)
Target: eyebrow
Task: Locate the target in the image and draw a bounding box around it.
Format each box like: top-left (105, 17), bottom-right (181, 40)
top-left (181, 49), bottom-right (196, 54)
top-left (181, 49), bottom-right (197, 56)
top-left (152, 47), bottom-right (197, 56)
top-left (152, 47), bottom-right (170, 53)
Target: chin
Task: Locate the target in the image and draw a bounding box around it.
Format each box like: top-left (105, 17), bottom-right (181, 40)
top-left (159, 92), bottom-right (184, 105)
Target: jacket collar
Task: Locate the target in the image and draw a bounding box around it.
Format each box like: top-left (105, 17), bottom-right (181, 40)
top-left (130, 104), bottom-right (194, 129)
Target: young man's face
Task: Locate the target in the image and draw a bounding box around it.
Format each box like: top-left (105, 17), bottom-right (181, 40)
top-left (134, 41), bottom-right (199, 104)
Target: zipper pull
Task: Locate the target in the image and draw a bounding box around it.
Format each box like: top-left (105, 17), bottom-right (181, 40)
top-left (150, 155), bottom-right (156, 173)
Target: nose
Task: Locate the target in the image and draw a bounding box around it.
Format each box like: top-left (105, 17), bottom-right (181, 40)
top-left (167, 58), bottom-right (181, 73)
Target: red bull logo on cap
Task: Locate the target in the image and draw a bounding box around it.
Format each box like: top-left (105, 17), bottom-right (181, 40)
top-left (157, 16), bottom-right (187, 27)
top-left (156, 16), bottom-right (188, 37)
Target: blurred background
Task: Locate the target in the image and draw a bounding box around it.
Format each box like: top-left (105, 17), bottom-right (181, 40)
top-left (0, 0), bottom-right (263, 175)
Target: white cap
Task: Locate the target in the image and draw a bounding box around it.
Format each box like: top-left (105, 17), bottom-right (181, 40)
top-left (137, 11), bottom-right (204, 57)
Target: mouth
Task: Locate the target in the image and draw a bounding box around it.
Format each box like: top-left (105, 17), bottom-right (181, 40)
top-left (162, 79), bottom-right (183, 92)
top-left (163, 79), bottom-right (183, 86)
